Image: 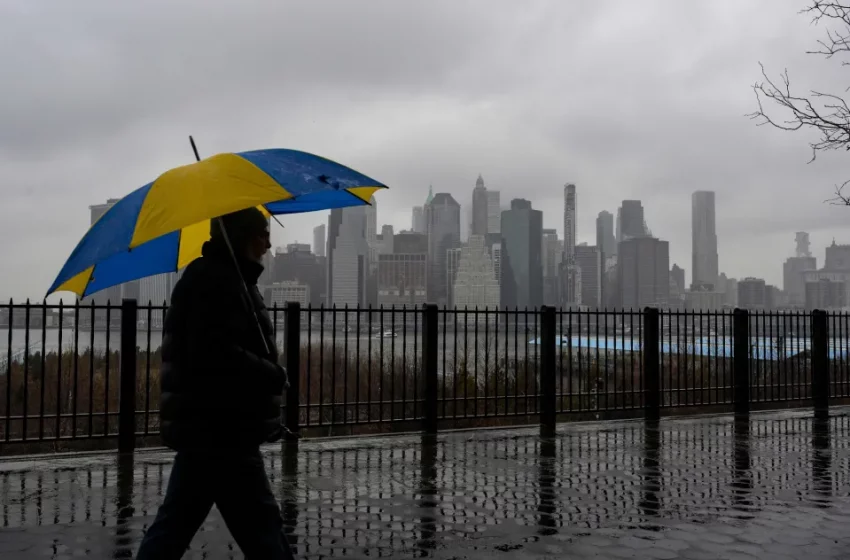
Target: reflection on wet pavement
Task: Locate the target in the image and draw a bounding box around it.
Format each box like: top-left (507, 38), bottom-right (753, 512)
top-left (3, 408), bottom-right (850, 558)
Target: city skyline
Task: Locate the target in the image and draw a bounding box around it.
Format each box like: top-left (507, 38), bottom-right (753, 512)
top-left (66, 175), bottom-right (850, 311)
top-left (5, 2), bottom-right (850, 300)
top-left (23, 178), bottom-right (850, 305)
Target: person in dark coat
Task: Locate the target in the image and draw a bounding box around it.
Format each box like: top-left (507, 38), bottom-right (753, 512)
top-left (136, 208), bottom-right (294, 560)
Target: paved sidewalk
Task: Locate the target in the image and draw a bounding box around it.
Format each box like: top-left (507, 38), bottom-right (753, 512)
top-left (2, 409), bottom-right (850, 558)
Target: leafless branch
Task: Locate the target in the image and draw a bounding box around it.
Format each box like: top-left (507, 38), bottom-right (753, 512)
top-left (748, 62), bottom-right (850, 163)
top-left (751, 2), bottom-right (850, 203)
top-left (827, 178), bottom-right (850, 204)
top-left (804, 1), bottom-right (850, 60)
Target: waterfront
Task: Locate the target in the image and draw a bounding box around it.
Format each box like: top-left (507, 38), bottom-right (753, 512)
top-left (1, 408), bottom-right (849, 558)
top-left (4, 326), bottom-right (850, 363)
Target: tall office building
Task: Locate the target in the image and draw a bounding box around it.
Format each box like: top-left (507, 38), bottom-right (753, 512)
top-left (327, 206), bottom-right (369, 307)
top-left (738, 278), bottom-right (769, 310)
top-left (426, 192), bottom-right (461, 306)
top-left (596, 211), bottom-right (616, 259)
top-left (446, 247), bottom-right (463, 307)
top-left (412, 206), bottom-right (425, 234)
top-left (563, 184), bottom-right (577, 260)
top-left (806, 278), bottom-right (846, 309)
top-left (138, 273), bottom-right (176, 328)
top-left (670, 264), bottom-right (686, 296)
top-left (377, 232), bottom-right (428, 307)
top-left (691, 191), bottom-right (719, 290)
top-left (796, 232), bottom-right (812, 258)
top-left (617, 236), bottom-right (669, 308)
top-left (313, 224), bottom-right (326, 257)
top-left (501, 199), bottom-right (543, 309)
top-left (561, 184), bottom-right (578, 305)
top-left (487, 190), bottom-right (501, 234)
top-left (784, 257), bottom-right (817, 306)
top-left (491, 242), bottom-right (502, 285)
top-left (542, 229), bottom-right (560, 305)
top-left (377, 224), bottom-right (395, 255)
top-left (273, 244), bottom-right (326, 306)
top-left (365, 196), bottom-right (378, 271)
top-left (575, 245), bottom-right (602, 308)
top-left (785, 232), bottom-right (816, 306)
top-left (471, 174), bottom-right (489, 236)
top-left (268, 281), bottom-right (311, 309)
top-left (286, 243), bottom-right (311, 253)
top-left (618, 200), bottom-right (646, 241)
top-left (453, 235), bottom-right (500, 311)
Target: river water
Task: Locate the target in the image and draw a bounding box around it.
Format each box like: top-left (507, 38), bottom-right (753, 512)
top-left (0, 327), bottom-right (544, 364)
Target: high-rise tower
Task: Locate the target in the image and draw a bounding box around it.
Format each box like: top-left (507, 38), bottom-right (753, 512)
top-left (691, 191), bottom-right (719, 290)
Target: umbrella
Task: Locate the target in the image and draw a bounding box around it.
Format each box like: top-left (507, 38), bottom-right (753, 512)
top-left (47, 146), bottom-right (387, 298)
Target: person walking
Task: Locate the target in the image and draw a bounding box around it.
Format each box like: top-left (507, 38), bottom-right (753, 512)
top-left (136, 207), bottom-right (294, 559)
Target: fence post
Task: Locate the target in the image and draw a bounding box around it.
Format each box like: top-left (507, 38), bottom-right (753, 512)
top-left (733, 308), bottom-right (750, 417)
top-left (539, 306), bottom-right (557, 437)
top-left (811, 309), bottom-right (829, 419)
top-left (422, 303), bottom-right (439, 435)
top-left (643, 307), bottom-right (660, 421)
top-left (284, 301), bottom-right (301, 437)
top-left (118, 298), bottom-right (138, 454)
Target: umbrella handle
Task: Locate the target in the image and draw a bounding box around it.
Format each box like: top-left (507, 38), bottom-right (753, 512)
top-left (190, 136), bottom-right (272, 357)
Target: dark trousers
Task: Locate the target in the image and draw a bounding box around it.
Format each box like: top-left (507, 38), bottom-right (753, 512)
top-left (136, 448), bottom-right (294, 560)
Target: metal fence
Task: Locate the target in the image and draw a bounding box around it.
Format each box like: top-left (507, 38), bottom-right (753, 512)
top-left (0, 300), bottom-right (846, 449)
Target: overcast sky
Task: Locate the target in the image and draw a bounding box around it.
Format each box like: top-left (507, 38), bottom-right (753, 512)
top-left (2, 0), bottom-right (849, 301)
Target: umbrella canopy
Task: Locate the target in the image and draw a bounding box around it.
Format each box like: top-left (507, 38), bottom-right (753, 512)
top-left (48, 149), bottom-right (387, 298)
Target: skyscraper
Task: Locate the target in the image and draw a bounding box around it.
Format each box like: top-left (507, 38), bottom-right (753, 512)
top-left (575, 245), bottom-right (602, 308)
top-left (443, 247), bottom-right (462, 307)
top-left (541, 229), bottom-right (560, 305)
top-left (618, 200), bottom-right (645, 240)
top-left (617, 236), bottom-right (669, 308)
top-left (784, 232), bottom-right (817, 306)
top-left (596, 211), bottom-right (616, 259)
top-left (453, 235), bottom-right (500, 312)
top-left (378, 224), bottom-right (394, 255)
top-left (491, 242), bottom-right (502, 285)
top-left (806, 278), bottom-right (846, 309)
top-left (561, 184), bottom-right (578, 306)
top-left (138, 272), bottom-right (176, 328)
top-left (563, 184), bottom-right (576, 260)
top-left (691, 191), bottom-right (719, 290)
top-left (426, 192), bottom-right (461, 306)
top-left (412, 206), bottom-right (425, 234)
top-left (273, 244), bottom-right (326, 306)
top-left (365, 195), bottom-right (378, 272)
top-left (327, 206), bottom-right (369, 306)
top-left (796, 232), bottom-right (812, 257)
top-left (737, 277), bottom-right (768, 310)
top-left (501, 199), bottom-right (543, 309)
top-left (313, 224), bottom-right (326, 257)
top-left (471, 174), bottom-right (489, 237)
top-left (377, 232), bottom-right (428, 307)
top-left (670, 264), bottom-right (686, 296)
top-left (486, 190), bottom-right (501, 234)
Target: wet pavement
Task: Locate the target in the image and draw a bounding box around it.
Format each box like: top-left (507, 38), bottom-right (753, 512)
top-left (2, 409), bottom-right (850, 559)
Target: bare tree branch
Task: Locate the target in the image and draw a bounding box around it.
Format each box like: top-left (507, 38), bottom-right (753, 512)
top-left (751, 1), bottom-right (850, 204)
top-left (827, 178), bottom-right (850, 204)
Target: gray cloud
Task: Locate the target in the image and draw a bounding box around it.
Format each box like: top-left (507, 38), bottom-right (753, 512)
top-left (1, 0), bottom-right (848, 300)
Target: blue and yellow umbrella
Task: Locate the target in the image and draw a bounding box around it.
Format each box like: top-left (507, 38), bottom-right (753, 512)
top-left (48, 149), bottom-right (387, 298)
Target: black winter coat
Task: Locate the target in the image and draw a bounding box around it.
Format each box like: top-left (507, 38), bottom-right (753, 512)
top-left (159, 241), bottom-right (285, 451)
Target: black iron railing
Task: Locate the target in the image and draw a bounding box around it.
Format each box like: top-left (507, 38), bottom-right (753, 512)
top-left (0, 299), bottom-right (846, 450)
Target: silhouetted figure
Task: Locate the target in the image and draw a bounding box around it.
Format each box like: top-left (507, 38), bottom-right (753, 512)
top-left (136, 208), bottom-right (293, 560)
